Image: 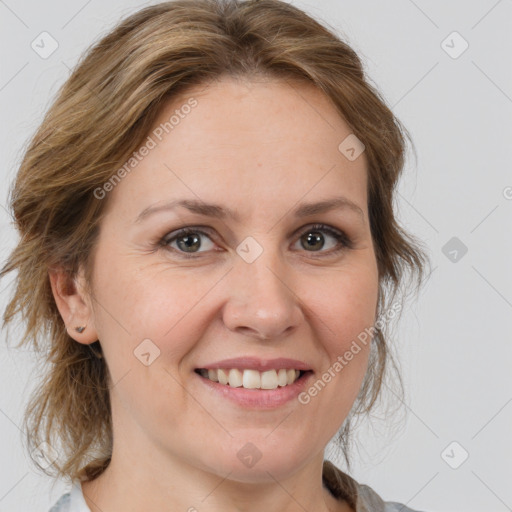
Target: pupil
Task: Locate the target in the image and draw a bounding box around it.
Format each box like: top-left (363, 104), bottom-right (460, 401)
top-left (304, 231), bottom-right (324, 251)
top-left (178, 234), bottom-right (200, 252)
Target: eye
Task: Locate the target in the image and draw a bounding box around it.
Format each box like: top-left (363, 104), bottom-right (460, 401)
top-left (160, 227), bottom-right (217, 257)
top-left (159, 223), bottom-right (353, 259)
top-left (292, 223), bottom-right (353, 256)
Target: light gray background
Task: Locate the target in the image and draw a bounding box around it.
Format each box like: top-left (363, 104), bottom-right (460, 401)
top-left (1, 1), bottom-right (511, 511)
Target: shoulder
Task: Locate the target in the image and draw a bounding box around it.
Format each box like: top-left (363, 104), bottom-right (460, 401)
top-left (323, 460), bottom-right (426, 512)
top-left (359, 483), bottom-right (425, 512)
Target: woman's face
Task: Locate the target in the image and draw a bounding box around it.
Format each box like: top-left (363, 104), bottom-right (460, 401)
top-left (81, 76), bottom-right (379, 482)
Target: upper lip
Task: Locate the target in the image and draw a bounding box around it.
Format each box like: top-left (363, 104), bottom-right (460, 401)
top-left (196, 357), bottom-right (312, 372)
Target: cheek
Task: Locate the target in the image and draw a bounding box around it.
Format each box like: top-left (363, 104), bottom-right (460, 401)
top-left (292, 266), bottom-right (378, 442)
top-left (90, 253), bottom-right (212, 375)
top-left (89, 260), bottom-right (200, 424)
top-left (310, 262), bottom-right (378, 351)
top-left (302, 261), bottom-right (378, 407)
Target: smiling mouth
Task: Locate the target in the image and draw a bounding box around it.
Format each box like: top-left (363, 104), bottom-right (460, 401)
top-left (194, 368), bottom-right (311, 390)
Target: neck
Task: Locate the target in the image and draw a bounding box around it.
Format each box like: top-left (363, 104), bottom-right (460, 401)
top-left (81, 447), bottom-right (348, 512)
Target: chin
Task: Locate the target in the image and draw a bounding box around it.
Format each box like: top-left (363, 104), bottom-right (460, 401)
top-left (193, 436), bottom-right (315, 484)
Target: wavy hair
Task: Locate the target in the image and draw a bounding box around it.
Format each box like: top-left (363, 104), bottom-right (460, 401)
top-left (1, 0), bottom-right (430, 484)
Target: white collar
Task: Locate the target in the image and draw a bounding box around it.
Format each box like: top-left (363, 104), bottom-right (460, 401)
top-left (69, 481), bottom-right (91, 512)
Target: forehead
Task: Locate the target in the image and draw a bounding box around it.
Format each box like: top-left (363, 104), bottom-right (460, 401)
top-left (104, 75), bottom-right (368, 222)
top-left (162, 74), bottom-right (354, 149)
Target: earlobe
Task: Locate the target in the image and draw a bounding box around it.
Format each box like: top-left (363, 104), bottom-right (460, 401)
top-left (48, 266), bottom-right (99, 345)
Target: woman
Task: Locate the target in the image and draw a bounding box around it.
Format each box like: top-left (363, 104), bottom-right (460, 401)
top-left (1, 1), bottom-right (430, 510)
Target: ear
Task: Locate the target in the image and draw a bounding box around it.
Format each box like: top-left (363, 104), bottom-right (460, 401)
top-left (48, 265), bottom-right (98, 345)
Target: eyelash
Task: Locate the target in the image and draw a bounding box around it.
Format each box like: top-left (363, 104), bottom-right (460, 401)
top-left (158, 223), bottom-right (353, 260)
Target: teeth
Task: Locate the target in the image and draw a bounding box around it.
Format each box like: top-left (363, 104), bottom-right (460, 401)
top-left (242, 369), bottom-right (261, 389)
top-left (218, 368), bottom-right (229, 385)
top-left (228, 369), bottom-right (243, 387)
top-left (277, 368), bottom-right (288, 387)
top-left (287, 369), bottom-right (297, 385)
top-left (199, 368), bottom-right (304, 389)
top-left (261, 370), bottom-right (278, 389)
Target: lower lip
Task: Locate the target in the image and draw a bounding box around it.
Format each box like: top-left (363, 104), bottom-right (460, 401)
top-left (195, 371), bottom-right (314, 409)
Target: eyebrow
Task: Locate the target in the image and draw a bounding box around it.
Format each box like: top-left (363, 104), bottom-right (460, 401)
top-left (135, 196), bottom-right (365, 224)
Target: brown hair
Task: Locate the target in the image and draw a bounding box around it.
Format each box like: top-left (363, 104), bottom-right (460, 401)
top-left (1, 0), bottom-right (430, 485)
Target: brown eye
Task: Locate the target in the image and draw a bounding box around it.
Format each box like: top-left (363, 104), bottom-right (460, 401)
top-left (176, 232), bottom-right (201, 252)
top-left (294, 224), bottom-right (352, 255)
top-left (159, 223), bottom-right (352, 260)
top-left (162, 228), bottom-right (216, 256)
top-left (301, 231), bottom-right (325, 251)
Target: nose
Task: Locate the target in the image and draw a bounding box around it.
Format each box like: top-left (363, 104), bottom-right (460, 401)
top-left (222, 249), bottom-right (305, 341)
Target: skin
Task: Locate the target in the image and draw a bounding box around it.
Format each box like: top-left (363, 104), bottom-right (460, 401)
top-left (50, 75), bottom-right (379, 512)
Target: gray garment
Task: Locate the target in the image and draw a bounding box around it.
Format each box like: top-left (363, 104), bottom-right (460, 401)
top-left (322, 460), bottom-right (424, 512)
top-left (49, 461), bottom-right (424, 512)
